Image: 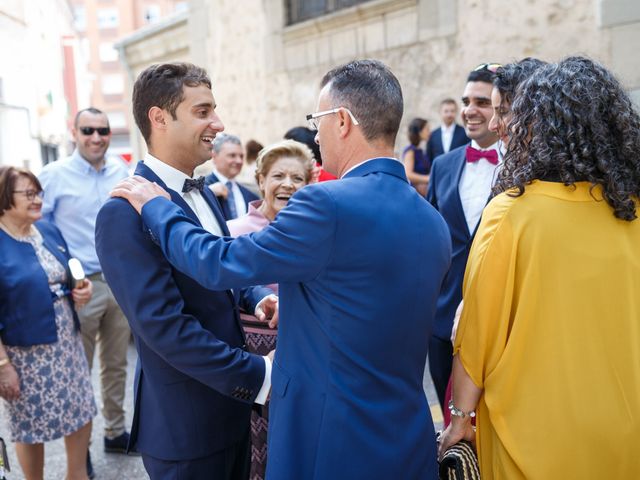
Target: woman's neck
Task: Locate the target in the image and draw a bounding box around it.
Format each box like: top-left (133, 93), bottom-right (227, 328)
top-left (257, 202), bottom-right (276, 222)
top-left (0, 215), bottom-right (32, 237)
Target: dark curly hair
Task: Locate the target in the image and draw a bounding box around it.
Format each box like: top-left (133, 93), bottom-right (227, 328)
top-left (494, 56), bottom-right (640, 221)
top-left (494, 58), bottom-right (547, 108)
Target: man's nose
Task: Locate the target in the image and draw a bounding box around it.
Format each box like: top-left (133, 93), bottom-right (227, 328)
top-left (209, 113), bottom-right (224, 132)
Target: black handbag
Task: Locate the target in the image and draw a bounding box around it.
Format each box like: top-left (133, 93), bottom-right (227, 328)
top-left (438, 440), bottom-right (480, 480)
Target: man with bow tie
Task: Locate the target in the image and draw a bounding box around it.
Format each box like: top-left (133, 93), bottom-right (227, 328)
top-left (94, 62), bottom-right (277, 480)
top-left (426, 63), bottom-right (501, 411)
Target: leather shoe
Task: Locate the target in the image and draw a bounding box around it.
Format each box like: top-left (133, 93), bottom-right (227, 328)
top-left (104, 431), bottom-right (139, 455)
top-left (86, 451), bottom-right (95, 479)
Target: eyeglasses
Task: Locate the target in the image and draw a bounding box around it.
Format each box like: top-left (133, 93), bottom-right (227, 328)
top-left (79, 126), bottom-right (111, 136)
top-left (13, 190), bottom-right (43, 201)
top-left (473, 63), bottom-right (503, 73)
top-left (306, 107), bottom-right (360, 131)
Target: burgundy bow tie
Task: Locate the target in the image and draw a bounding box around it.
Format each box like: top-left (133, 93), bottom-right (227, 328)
top-left (466, 146), bottom-right (499, 165)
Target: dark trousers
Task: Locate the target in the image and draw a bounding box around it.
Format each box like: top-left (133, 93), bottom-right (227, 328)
top-left (142, 431), bottom-right (251, 480)
top-left (428, 335), bottom-right (453, 411)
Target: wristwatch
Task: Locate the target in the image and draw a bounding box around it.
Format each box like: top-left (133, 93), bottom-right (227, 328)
top-left (448, 400), bottom-right (476, 419)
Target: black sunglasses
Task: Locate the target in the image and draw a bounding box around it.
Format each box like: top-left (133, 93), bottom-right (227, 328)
top-left (79, 126), bottom-right (111, 136)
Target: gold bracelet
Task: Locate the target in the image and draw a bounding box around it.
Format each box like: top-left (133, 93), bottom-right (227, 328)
top-left (0, 358), bottom-right (10, 368)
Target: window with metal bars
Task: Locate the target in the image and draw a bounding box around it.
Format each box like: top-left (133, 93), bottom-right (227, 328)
top-left (285, 0), bottom-right (373, 25)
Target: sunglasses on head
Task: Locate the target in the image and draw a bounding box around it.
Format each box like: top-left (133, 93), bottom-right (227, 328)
top-left (79, 126), bottom-right (111, 136)
top-left (473, 63), bottom-right (503, 73)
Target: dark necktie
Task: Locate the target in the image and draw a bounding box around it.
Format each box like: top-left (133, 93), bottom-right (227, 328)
top-left (465, 146), bottom-right (499, 165)
top-left (225, 181), bottom-right (238, 219)
top-left (182, 176), bottom-right (205, 193)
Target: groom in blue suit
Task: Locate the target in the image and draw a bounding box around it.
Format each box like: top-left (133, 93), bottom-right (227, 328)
top-left (95, 63), bottom-right (277, 479)
top-left (112, 60), bottom-right (451, 479)
top-left (426, 64), bottom-right (501, 409)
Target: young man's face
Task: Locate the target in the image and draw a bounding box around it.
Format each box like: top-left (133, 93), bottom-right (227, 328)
top-left (461, 81), bottom-right (499, 148)
top-left (440, 102), bottom-right (457, 127)
top-left (73, 111), bottom-right (111, 165)
top-left (166, 84), bottom-right (224, 168)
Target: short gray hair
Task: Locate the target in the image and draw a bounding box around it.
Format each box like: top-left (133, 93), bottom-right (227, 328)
top-left (320, 59), bottom-right (403, 146)
top-left (212, 133), bottom-right (241, 154)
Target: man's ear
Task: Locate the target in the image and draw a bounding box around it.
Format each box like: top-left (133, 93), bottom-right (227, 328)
top-left (337, 108), bottom-right (353, 139)
top-left (149, 106), bottom-right (168, 131)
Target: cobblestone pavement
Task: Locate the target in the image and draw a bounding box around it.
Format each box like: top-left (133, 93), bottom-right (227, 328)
top-left (0, 344), bottom-right (442, 479)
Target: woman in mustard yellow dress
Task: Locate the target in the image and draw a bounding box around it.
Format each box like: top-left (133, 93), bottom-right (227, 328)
top-left (438, 56), bottom-right (640, 479)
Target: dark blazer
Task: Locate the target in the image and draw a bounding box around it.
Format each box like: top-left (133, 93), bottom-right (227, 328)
top-left (140, 158), bottom-right (451, 480)
top-left (426, 124), bottom-right (469, 163)
top-left (95, 162), bottom-right (267, 462)
top-left (205, 172), bottom-right (259, 220)
top-left (426, 144), bottom-right (478, 340)
top-left (0, 220), bottom-right (79, 346)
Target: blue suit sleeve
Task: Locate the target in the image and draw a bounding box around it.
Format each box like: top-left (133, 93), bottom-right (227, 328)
top-left (140, 185), bottom-right (335, 291)
top-left (95, 198), bottom-right (265, 403)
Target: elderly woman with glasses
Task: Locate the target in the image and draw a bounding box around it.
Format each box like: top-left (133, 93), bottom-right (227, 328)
top-left (0, 166), bottom-right (96, 480)
top-left (438, 56), bottom-right (640, 478)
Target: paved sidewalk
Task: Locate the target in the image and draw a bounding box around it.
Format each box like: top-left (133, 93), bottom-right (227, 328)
top-left (0, 342), bottom-right (145, 480)
top-left (0, 343), bottom-right (443, 479)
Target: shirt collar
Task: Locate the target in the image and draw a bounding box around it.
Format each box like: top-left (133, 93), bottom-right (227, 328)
top-left (340, 157), bottom-right (389, 179)
top-left (212, 167), bottom-right (231, 185)
top-left (441, 123), bottom-right (455, 134)
top-left (144, 153), bottom-right (194, 194)
top-left (70, 149), bottom-right (105, 174)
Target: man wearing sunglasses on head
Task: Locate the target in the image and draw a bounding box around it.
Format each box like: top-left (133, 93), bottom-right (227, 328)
top-left (38, 107), bottom-right (131, 477)
top-left (426, 63), bottom-right (502, 415)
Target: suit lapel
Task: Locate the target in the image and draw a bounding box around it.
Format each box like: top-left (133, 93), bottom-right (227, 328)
top-left (452, 147), bottom-right (472, 239)
top-left (201, 185), bottom-right (231, 236)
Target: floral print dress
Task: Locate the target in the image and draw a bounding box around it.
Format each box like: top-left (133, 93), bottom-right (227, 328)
top-left (2, 228), bottom-right (96, 443)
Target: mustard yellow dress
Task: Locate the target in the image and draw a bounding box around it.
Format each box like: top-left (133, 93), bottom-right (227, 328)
top-left (454, 181), bottom-right (640, 479)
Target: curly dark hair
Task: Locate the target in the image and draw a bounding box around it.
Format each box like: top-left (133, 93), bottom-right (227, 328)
top-left (494, 56), bottom-right (640, 221)
top-left (494, 58), bottom-right (547, 108)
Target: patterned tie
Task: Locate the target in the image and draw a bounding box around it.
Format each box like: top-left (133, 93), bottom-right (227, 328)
top-left (465, 146), bottom-right (499, 165)
top-left (225, 180), bottom-right (238, 219)
top-left (182, 176), bottom-right (205, 193)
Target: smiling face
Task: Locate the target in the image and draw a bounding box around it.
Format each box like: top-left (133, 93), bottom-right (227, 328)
top-left (489, 87), bottom-right (511, 146)
top-left (72, 111), bottom-right (111, 166)
top-left (259, 156), bottom-right (308, 221)
top-left (1, 175), bottom-right (42, 226)
top-left (165, 84), bottom-right (224, 171)
top-left (461, 81), bottom-right (499, 148)
top-left (212, 142), bottom-right (244, 180)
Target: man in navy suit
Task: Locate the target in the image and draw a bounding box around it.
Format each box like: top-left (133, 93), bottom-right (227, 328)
top-left (426, 98), bottom-right (469, 162)
top-left (95, 63), bottom-right (277, 480)
top-left (426, 64), bottom-right (501, 410)
top-left (205, 133), bottom-right (259, 220)
top-left (112, 60), bottom-right (451, 480)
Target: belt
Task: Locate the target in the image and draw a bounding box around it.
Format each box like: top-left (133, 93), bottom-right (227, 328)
top-left (87, 272), bottom-right (106, 282)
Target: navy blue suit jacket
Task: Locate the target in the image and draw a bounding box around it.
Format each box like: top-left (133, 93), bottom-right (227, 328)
top-left (141, 158), bottom-right (451, 479)
top-left (426, 124), bottom-right (469, 163)
top-left (426, 143), bottom-right (482, 340)
top-left (95, 162), bottom-right (267, 461)
top-left (0, 220), bottom-right (80, 346)
top-left (205, 172), bottom-right (259, 220)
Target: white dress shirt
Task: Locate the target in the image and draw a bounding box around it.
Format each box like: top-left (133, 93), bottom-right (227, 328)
top-left (441, 123), bottom-right (456, 154)
top-left (210, 168), bottom-right (247, 217)
top-left (458, 140), bottom-right (502, 234)
top-left (143, 153), bottom-right (271, 404)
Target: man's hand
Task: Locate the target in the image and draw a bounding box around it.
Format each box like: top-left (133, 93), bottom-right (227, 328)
top-left (208, 182), bottom-right (229, 199)
top-left (111, 176), bottom-right (171, 214)
top-left (255, 294), bottom-right (279, 328)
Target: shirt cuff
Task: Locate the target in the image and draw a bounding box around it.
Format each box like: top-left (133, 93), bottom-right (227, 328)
top-left (254, 355), bottom-right (272, 405)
